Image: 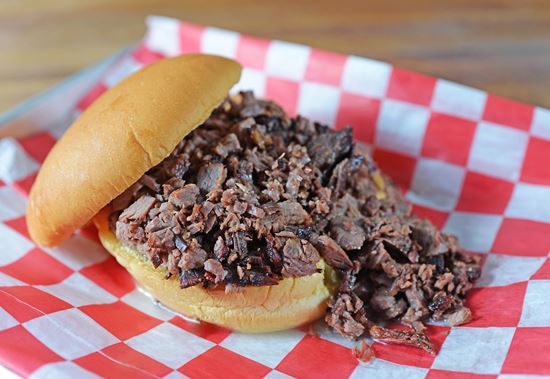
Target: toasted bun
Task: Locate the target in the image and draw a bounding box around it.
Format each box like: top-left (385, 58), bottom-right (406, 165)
top-left (27, 54), bottom-right (242, 247)
top-left (93, 207), bottom-right (334, 332)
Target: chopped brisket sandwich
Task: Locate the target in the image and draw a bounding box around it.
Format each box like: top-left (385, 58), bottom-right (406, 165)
top-left (27, 54), bottom-right (480, 352)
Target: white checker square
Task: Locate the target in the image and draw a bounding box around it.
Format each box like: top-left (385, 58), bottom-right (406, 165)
top-left (221, 329), bottom-right (304, 368)
top-left (37, 273), bottom-right (116, 307)
top-left (265, 40), bottom-right (311, 81)
top-left (0, 365), bottom-right (23, 379)
top-left (264, 370), bottom-right (295, 379)
top-left (24, 308), bottom-right (118, 360)
top-left (126, 322), bottom-right (214, 369)
top-left (163, 371), bottom-right (190, 379)
top-left (431, 80), bottom-right (487, 121)
top-left (30, 361), bottom-right (100, 379)
top-left (350, 358), bottom-right (428, 379)
top-left (103, 57), bottom-right (141, 87)
top-left (506, 183), bottom-right (550, 223)
top-left (144, 16), bottom-right (181, 57)
top-left (519, 280), bottom-right (550, 326)
top-left (341, 55), bottom-right (391, 98)
top-left (407, 159), bottom-right (465, 211)
top-left (43, 235), bottom-right (109, 270)
top-left (0, 223), bottom-right (34, 265)
top-left (477, 254), bottom-right (545, 287)
top-left (163, 372), bottom-right (190, 379)
top-left (201, 27), bottom-right (240, 58)
top-left (531, 107), bottom-right (550, 140)
top-left (443, 212), bottom-right (502, 253)
top-left (0, 186), bottom-right (27, 222)
top-left (297, 82), bottom-right (341, 126)
top-left (0, 272), bottom-right (24, 287)
top-left (232, 68), bottom-right (267, 97)
top-left (375, 99), bottom-right (430, 156)
top-left (0, 307), bottom-right (18, 331)
top-left (0, 139), bottom-right (39, 184)
top-left (315, 321), bottom-right (357, 349)
top-left (121, 289), bottom-right (175, 321)
top-left (467, 121), bottom-right (528, 181)
top-left (433, 327), bottom-right (515, 374)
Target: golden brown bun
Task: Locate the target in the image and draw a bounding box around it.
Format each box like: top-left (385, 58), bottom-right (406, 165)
top-left (27, 54), bottom-right (242, 247)
top-left (94, 207), bottom-right (335, 333)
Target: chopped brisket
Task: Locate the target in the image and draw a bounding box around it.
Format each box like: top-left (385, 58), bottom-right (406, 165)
top-left (369, 324), bottom-right (435, 355)
top-left (110, 91), bottom-right (480, 352)
top-left (314, 235), bottom-right (353, 270)
top-left (281, 239), bottom-right (320, 277)
top-left (119, 195), bottom-right (156, 222)
top-left (308, 127), bottom-right (353, 169)
top-left (204, 259), bottom-right (227, 283)
top-left (168, 184), bottom-right (199, 208)
top-left (197, 163), bottom-right (226, 193)
top-left (139, 174), bottom-right (161, 192)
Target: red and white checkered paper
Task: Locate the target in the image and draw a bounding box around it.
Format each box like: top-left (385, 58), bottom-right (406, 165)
top-left (1, 15), bottom-right (549, 379)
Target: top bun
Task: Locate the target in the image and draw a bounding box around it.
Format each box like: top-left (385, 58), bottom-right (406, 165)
top-left (27, 54), bottom-right (242, 247)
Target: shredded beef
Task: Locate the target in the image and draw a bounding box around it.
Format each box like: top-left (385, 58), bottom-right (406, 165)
top-left (110, 91), bottom-right (480, 352)
top-left (315, 235), bottom-right (353, 270)
top-left (281, 239), bottom-right (319, 276)
top-left (197, 163), bottom-right (226, 193)
top-left (119, 195), bottom-right (156, 222)
top-left (167, 184), bottom-right (198, 208)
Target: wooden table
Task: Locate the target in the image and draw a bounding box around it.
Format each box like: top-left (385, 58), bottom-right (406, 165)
top-left (2, 0), bottom-right (550, 113)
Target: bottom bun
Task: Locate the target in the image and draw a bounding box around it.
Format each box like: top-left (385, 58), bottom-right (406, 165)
top-left (94, 208), bottom-right (336, 333)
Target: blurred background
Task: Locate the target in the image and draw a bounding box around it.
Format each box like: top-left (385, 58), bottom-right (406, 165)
top-left (1, 0), bottom-right (550, 112)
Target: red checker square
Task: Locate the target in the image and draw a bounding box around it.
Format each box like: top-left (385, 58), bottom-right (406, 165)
top-left (18, 132), bottom-right (57, 164)
top-left (502, 327), bottom-right (550, 375)
top-left (13, 172), bottom-right (37, 197)
top-left (372, 148), bottom-right (418, 191)
top-left (373, 324), bottom-right (449, 368)
top-left (170, 316), bottom-right (231, 344)
top-left (4, 215), bottom-right (31, 241)
top-left (236, 35), bottom-right (270, 70)
top-left (465, 281), bottom-right (527, 327)
top-left (0, 179), bottom-right (5, 187)
top-left (426, 370), bottom-right (497, 379)
top-left (80, 256), bottom-right (135, 298)
top-left (520, 136), bottom-right (550, 185)
top-left (276, 335), bottom-right (357, 379)
top-left (179, 22), bottom-right (205, 54)
top-left (532, 258), bottom-right (550, 280)
top-left (265, 77), bottom-right (299, 116)
top-left (482, 94), bottom-right (534, 131)
top-left (492, 218), bottom-right (550, 257)
top-left (79, 301), bottom-right (162, 340)
top-left (179, 345), bottom-right (270, 379)
top-left (75, 342), bottom-right (171, 379)
top-left (386, 68), bottom-right (436, 106)
top-left (0, 247), bottom-right (72, 285)
top-left (0, 286), bottom-right (71, 323)
top-left (411, 204), bottom-right (449, 229)
top-left (0, 325), bottom-right (63, 377)
top-left (132, 43), bottom-right (165, 65)
top-left (455, 171), bottom-right (514, 214)
top-left (335, 92), bottom-right (380, 144)
top-left (77, 83), bottom-right (108, 112)
top-left (305, 48), bottom-right (347, 86)
top-left (421, 112), bottom-right (477, 166)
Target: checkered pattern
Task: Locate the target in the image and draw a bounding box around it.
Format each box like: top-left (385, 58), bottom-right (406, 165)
top-left (0, 14), bottom-right (549, 379)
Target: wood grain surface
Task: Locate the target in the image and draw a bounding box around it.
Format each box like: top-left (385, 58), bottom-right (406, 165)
top-left (2, 0), bottom-right (550, 113)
